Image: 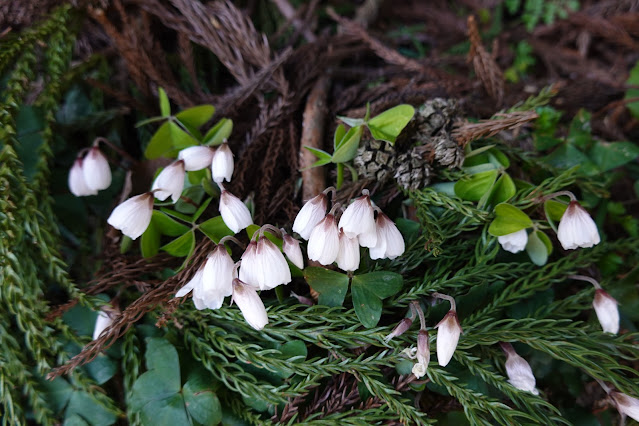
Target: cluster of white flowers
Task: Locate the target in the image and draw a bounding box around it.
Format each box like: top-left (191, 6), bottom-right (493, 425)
top-left (100, 141), bottom-right (252, 240)
top-left (293, 188), bottom-right (405, 272)
top-left (68, 146), bottom-right (112, 196)
top-left (175, 228), bottom-right (298, 330)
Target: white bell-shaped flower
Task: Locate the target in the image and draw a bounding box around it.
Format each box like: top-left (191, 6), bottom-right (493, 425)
top-left (369, 213), bottom-right (405, 260)
top-left (593, 289), bottom-right (619, 334)
top-left (68, 158), bottom-right (97, 197)
top-left (611, 392), bottom-right (639, 422)
top-left (219, 189), bottom-right (253, 233)
top-left (416, 330), bottom-right (430, 365)
top-left (92, 306), bottom-right (117, 340)
top-left (435, 310), bottom-right (462, 367)
top-left (338, 192), bottom-right (376, 246)
top-left (178, 146), bottom-right (216, 171)
top-left (239, 241), bottom-right (260, 288)
top-left (211, 143), bottom-right (234, 183)
top-left (151, 160), bottom-right (185, 203)
top-left (83, 146), bottom-right (112, 191)
top-left (498, 229), bottom-right (528, 254)
top-left (503, 345), bottom-right (538, 394)
top-left (232, 278), bottom-right (269, 330)
top-left (307, 214), bottom-right (340, 265)
top-left (336, 230), bottom-right (360, 272)
top-left (411, 362), bottom-right (427, 379)
top-left (254, 237), bottom-right (292, 290)
top-left (557, 201), bottom-right (600, 250)
top-left (175, 265), bottom-right (206, 309)
top-left (199, 245), bottom-right (235, 309)
top-left (282, 235), bottom-right (304, 270)
top-left (107, 192), bottom-right (154, 240)
top-left (292, 193), bottom-right (328, 240)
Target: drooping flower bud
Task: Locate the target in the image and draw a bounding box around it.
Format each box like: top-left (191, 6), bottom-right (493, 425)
top-left (384, 317), bottom-right (413, 342)
top-left (255, 237), bottom-right (291, 290)
top-left (292, 193), bottom-right (328, 240)
top-left (557, 201), bottom-right (600, 250)
top-left (370, 213), bottom-right (405, 260)
top-left (336, 230), bottom-right (360, 272)
top-left (593, 289), bottom-right (619, 334)
top-left (307, 214), bottom-right (340, 265)
top-left (501, 343), bottom-right (538, 394)
top-left (151, 160), bottom-right (186, 203)
top-left (338, 191), bottom-right (376, 247)
top-left (435, 310), bottom-right (462, 367)
top-left (178, 146), bottom-right (216, 171)
top-left (282, 234), bottom-right (304, 270)
top-left (68, 157), bottom-right (97, 197)
top-left (498, 229), bottom-right (528, 254)
top-left (232, 278), bottom-right (269, 330)
top-left (107, 192), bottom-right (154, 240)
top-left (219, 190), bottom-right (253, 233)
top-left (83, 146), bottom-right (112, 191)
top-left (211, 143), bottom-right (234, 183)
top-left (611, 391), bottom-right (639, 422)
top-left (93, 306), bottom-right (118, 340)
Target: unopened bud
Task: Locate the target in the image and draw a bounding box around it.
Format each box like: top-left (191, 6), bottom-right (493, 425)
top-left (384, 318), bottom-right (412, 342)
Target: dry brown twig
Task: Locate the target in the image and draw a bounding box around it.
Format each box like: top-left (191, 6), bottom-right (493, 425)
top-left (467, 15), bottom-right (504, 106)
top-left (452, 110), bottom-right (539, 145)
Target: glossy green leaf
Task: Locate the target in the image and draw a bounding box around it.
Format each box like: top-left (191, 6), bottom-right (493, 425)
top-left (41, 376), bottom-right (73, 413)
top-left (182, 372), bottom-right (222, 425)
top-left (175, 185), bottom-right (205, 214)
top-left (84, 354), bottom-right (117, 385)
top-left (160, 208), bottom-right (194, 223)
top-left (567, 109), bottom-right (592, 148)
top-left (161, 231), bottom-right (195, 257)
top-left (488, 148), bottom-right (510, 168)
top-left (159, 87), bottom-right (170, 117)
top-left (145, 121), bottom-right (199, 159)
top-left (65, 391), bottom-right (117, 426)
top-left (367, 104), bottom-right (415, 143)
top-left (589, 141), bottom-right (639, 172)
top-left (526, 230), bottom-right (550, 266)
top-left (351, 272), bottom-right (403, 299)
top-left (63, 414), bottom-right (89, 426)
top-left (332, 125), bottom-right (363, 163)
top-left (175, 105), bottom-right (215, 129)
top-left (337, 116), bottom-right (366, 128)
top-left (486, 173), bottom-right (516, 206)
top-left (544, 144), bottom-right (598, 175)
top-left (141, 221), bottom-right (161, 258)
top-left (333, 124), bottom-right (346, 150)
top-left (454, 169), bottom-right (498, 201)
top-left (145, 338), bottom-right (180, 376)
top-left (203, 118), bottom-right (233, 146)
top-left (303, 146), bottom-right (333, 169)
top-left (303, 267), bottom-right (349, 307)
top-left (626, 60), bottom-right (639, 119)
top-left (544, 200), bottom-right (567, 222)
top-left (139, 393), bottom-right (189, 426)
top-left (152, 211), bottom-right (190, 236)
top-left (488, 203), bottom-right (533, 236)
top-left (351, 280), bottom-right (382, 328)
top-left (199, 216), bottom-right (233, 243)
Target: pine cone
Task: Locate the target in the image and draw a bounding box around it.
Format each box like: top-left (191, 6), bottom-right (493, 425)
top-left (394, 147), bottom-right (432, 190)
top-left (353, 137), bottom-right (397, 183)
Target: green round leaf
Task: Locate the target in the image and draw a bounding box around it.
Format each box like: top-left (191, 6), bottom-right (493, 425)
top-left (488, 203), bottom-right (533, 236)
top-left (367, 104), bottom-right (415, 143)
top-left (152, 211), bottom-right (190, 236)
top-left (203, 118), bottom-right (233, 146)
top-left (351, 280), bottom-right (382, 328)
top-left (183, 373), bottom-right (222, 425)
top-left (332, 125), bottom-right (363, 163)
top-left (303, 267), bottom-right (349, 307)
top-left (526, 230), bottom-right (550, 266)
top-left (141, 222), bottom-right (161, 258)
top-left (161, 231), bottom-right (195, 257)
top-left (454, 169), bottom-right (498, 201)
top-left (198, 216), bottom-right (233, 243)
top-left (176, 105), bottom-right (215, 129)
top-left (486, 173), bottom-right (516, 206)
top-left (351, 272), bottom-right (403, 299)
